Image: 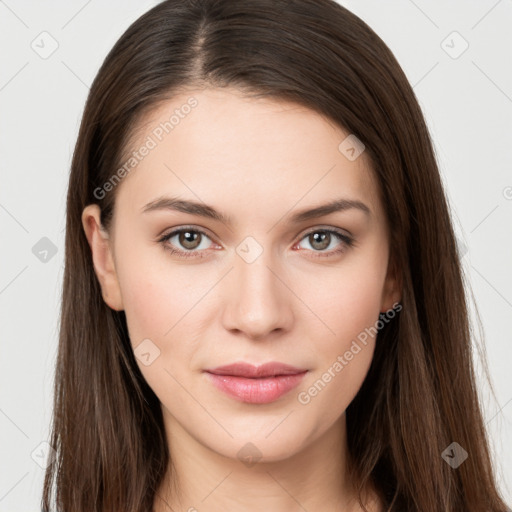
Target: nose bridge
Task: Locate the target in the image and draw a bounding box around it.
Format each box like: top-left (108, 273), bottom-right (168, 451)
top-left (221, 235), bottom-right (292, 339)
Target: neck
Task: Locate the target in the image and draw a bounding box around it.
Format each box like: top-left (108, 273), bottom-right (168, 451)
top-left (153, 410), bottom-right (381, 512)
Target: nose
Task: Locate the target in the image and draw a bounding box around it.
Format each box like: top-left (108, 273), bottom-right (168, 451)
top-left (220, 246), bottom-right (294, 341)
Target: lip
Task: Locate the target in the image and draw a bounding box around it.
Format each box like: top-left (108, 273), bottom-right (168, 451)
top-left (206, 362), bottom-right (307, 378)
top-left (204, 362), bottom-right (308, 404)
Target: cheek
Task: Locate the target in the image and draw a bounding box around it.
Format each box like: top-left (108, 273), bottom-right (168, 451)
top-left (115, 244), bottom-right (217, 390)
top-left (115, 240), bottom-right (203, 343)
top-left (300, 250), bottom-right (386, 353)
top-left (115, 250), bottom-right (207, 409)
top-left (293, 250), bottom-right (386, 412)
top-left (295, 302), bottom-right (379, 425)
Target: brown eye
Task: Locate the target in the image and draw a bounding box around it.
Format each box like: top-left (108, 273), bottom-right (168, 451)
top-left (308, 231), bottom-right (331, 251)
top-left (177, 230), bottom-right (202, 250)
top-left (296, 228), bottom-right (355, 258)
top-left (158, 227), bottom-right (215, 258)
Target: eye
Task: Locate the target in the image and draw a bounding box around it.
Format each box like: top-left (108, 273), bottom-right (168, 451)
top-left (294, 228), bottom-right (355, 258)
top-left (158, 226), bottom-right (355, 259)
top-left (158, 227), bottom-right (216, 259)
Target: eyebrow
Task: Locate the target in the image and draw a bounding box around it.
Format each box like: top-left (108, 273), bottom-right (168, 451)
top-left (141, 195), bottom-right (371, 224)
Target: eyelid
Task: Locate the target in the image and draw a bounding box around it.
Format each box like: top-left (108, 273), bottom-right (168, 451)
top-left (300, 224), bottom-right (353, 239)
top-left (157, 224), bottom-right (217, 242)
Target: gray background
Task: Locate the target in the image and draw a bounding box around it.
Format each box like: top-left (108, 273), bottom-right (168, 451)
top-left (1, 0), bottom-right (511, 510)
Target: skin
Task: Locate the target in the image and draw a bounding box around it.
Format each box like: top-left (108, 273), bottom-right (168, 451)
top-left (82, 86), bottom-right (401, 512)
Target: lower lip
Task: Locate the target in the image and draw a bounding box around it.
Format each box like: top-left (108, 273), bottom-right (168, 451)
top-left (205, 371), bottom-right (307, 404)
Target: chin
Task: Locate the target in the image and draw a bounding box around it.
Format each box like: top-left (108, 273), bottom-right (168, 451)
top-left (204, 425), bottom-right (316, 465)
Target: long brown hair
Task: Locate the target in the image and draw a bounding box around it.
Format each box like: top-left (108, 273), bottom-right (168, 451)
top-left (42, 1), bottom-right (510, 510)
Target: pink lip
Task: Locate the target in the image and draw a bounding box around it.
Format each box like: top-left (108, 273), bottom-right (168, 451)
top-left (204, 362), bottom-right (308, 404)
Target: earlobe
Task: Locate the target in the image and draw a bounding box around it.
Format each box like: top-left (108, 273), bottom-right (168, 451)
top-left (81, 204), bottom-right (124, 311)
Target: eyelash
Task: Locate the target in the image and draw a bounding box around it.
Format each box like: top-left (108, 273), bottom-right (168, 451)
top-left (158, 225), bottom-right (355, 260)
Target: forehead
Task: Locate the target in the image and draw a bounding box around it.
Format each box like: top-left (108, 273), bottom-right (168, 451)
top-left (113, 87), bottom-right (382, 224)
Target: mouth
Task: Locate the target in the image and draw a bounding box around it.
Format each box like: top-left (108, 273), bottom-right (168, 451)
top-left (203, 362), bottom-right (308, 404)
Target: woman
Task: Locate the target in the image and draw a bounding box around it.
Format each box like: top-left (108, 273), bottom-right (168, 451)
top-left (42, 0), bottom-right (510, 511)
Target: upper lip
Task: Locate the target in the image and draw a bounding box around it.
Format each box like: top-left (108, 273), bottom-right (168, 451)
top-left (205, 362), bottom-right (307, 378)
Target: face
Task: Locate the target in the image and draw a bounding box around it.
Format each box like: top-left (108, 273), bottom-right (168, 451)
top-left (82, 87), bottom-right (400, 463)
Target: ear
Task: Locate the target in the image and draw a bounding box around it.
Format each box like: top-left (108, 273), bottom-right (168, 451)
top-left (380, 252), bottom-right (402, 313)
top-left (81, 204), bottom-right (124, 311)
